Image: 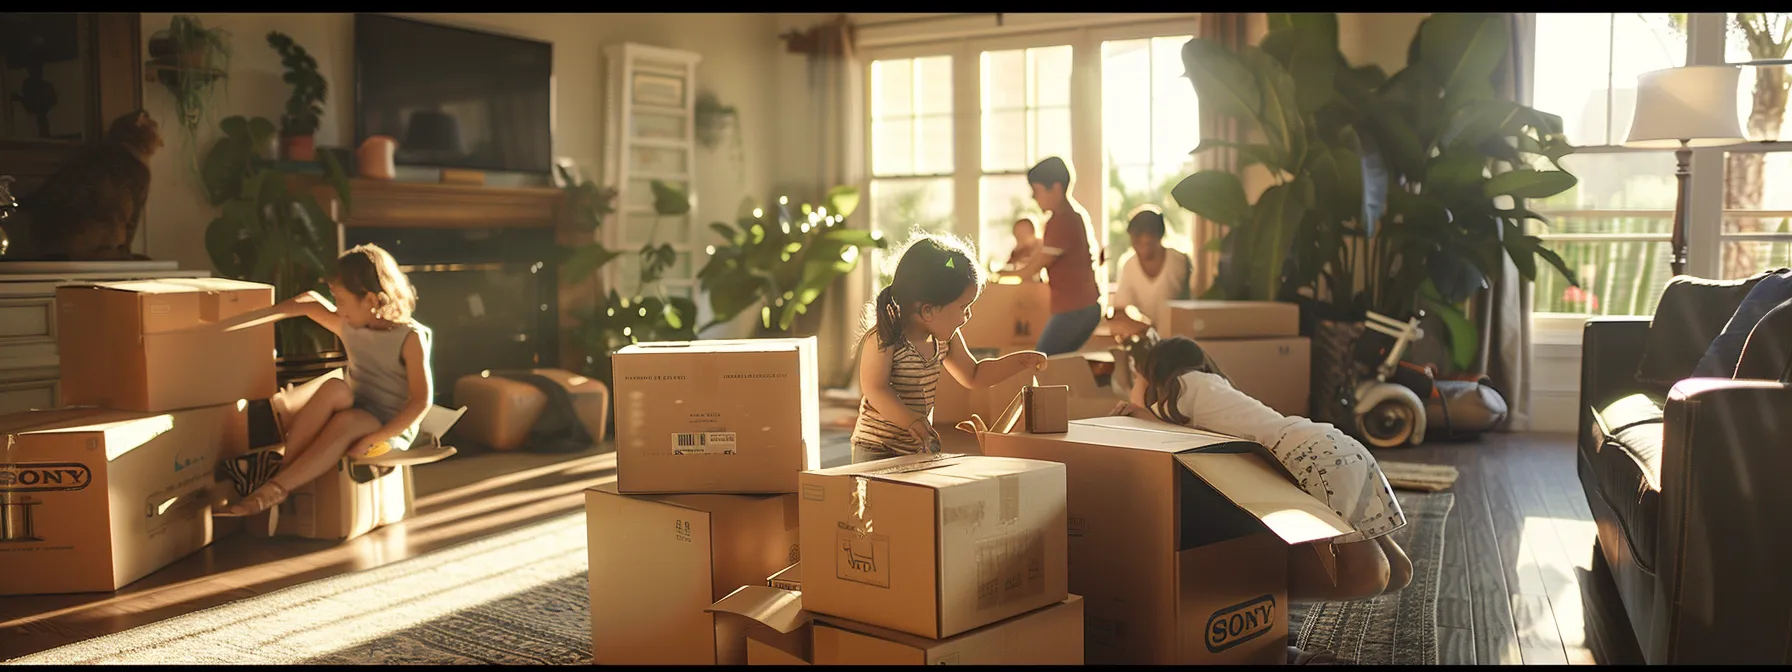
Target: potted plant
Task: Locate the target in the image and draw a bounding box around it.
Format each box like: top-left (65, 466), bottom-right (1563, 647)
top-left (147, 15), bottom-right (231, 169)
top-left (200, 115), bottom-right (353, 384)
top-left (266, 31), bottom-right (325, 162)
top-left (1172, 13), bottom-right (1580, 425)
top-left (697, 186), bottom-right (887, 336)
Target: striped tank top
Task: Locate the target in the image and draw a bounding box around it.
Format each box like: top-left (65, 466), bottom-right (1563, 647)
top-left (851, 337), bottom-right (948, 456)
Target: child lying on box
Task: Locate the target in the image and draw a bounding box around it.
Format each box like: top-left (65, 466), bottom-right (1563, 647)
top-left (1110, 335), bottom-right (1414, 606)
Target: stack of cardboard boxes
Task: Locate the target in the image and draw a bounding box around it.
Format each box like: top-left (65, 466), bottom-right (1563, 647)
top-left (587, 337), bottom-right (1086, 665)
top-left (1162, 300), bottom-right (1311, 417)
top-left (1, 278), bottom-right (274, 595)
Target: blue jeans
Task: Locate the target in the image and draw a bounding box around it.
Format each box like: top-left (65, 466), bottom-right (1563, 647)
top-left (1036, 303), bottom-right (1102, 356)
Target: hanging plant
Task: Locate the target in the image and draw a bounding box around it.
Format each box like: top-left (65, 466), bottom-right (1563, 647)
top-left (147, 15), bottom-right (232, 172)
top-left (693, 89), bottom-right (744, 179)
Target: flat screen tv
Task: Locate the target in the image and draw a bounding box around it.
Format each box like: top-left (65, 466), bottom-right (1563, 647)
top-left (354, 13), bottom-right (554, 174)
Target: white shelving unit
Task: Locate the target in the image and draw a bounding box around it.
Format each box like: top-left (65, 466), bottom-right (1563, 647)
top-left (601, 43), bottom-right (703, 304)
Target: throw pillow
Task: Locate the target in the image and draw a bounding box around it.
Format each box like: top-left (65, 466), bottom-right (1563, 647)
top-left (1635, 272), bottom-right (1773, 386)
top-left (1734, 296), bottom-right (1792, 381)
top-left (1692, 269), bottom-right (1792, 377)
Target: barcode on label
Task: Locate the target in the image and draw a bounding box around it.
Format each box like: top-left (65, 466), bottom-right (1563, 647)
top-left (670, 432), bottom-right (738, 455)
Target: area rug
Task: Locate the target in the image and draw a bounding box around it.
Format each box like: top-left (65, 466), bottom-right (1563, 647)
top-left (1287, 490), bottom-right (1455, 665)
top-left (8, 512), bottom-right (594, 665)
top-left (1379, 460), bottom-right (1461, 492)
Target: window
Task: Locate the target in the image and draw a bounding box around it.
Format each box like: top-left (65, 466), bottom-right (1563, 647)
top-left (1100, 35), bottom-right (1198, 282)
top-left (1719, 13), bottom-right (1792, 279)
top-left (869, 55), bottom-right (955, 254)
top-left (978, 45), bottom-right (1072, 269)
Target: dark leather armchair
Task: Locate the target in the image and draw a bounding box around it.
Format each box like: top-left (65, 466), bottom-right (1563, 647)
top-left (1578, 273), bottom-right (1792, 664)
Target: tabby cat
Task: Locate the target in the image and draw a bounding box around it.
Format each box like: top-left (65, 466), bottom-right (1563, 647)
top-left (21, 109), bottom-right (163, 261)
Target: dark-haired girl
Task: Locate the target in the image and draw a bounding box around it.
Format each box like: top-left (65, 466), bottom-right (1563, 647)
top-left (1116, 335), bottom-right (1413, 603)
top-left (852, 233), bottom-right (1047, 464)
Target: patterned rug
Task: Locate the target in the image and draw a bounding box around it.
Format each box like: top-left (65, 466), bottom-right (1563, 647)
top-left (1288, 490), bottom-right (1456, 665)
top-left (7, 512), bottom-right (594, 665)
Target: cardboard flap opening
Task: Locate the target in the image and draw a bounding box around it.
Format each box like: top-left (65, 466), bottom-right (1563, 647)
top-left (706, 585), bottom-right (812, 633)
top-left (1172, 452), bottom-right (1354, 545)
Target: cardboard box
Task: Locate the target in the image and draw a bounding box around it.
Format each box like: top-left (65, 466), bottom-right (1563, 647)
top-left (1164, 300), bottom-right (1299, 340)
top-left (57, 278), bottom-right (277, 413)
top-left (706, 584), bottom-right (812, 666)
top-left (959, 279), bottom-right (1052, 350)
top-left (798, 453), bottom-right (1069, 639)
top-left (813, 595), bottom-right (1086, 665)
top-left (452, 374), bottom-right (547, 451)
top-left (612, 338), bottom-right (821, 494)
top-left (1199, 337), bottom-right (1312, 417)
top-left (933, 352), bottom-right (1119, 430)
top-left (586, 484), bottom-right (800, 665)
top-left (0, 404), bottom-right (247, 595)
top-left (977, 416), bottom-right (1355, 664)
top-left (768, 562), bottom-right (801, 591)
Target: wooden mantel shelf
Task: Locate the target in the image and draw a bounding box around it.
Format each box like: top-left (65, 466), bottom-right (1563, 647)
top-left (298, 178), bottom-right (568, 230)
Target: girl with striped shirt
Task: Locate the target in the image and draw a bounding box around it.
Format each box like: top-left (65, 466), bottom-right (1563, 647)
top-left (851, 234), bottom-right (1047, 464)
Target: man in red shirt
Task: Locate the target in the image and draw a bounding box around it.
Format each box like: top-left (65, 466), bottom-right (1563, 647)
top-left (1001, 157), bottom-right (1104, 355)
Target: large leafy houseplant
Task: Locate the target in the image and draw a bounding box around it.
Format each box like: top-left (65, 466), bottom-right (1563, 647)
top-left (1174, 13), bottom-right (1579, 370)
top-left (201, 115), bottom-right (351, 361)
top-left (697, 186), bottom-right (887, 334)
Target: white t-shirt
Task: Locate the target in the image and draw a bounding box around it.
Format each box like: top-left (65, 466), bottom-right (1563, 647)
top-left (1112, 248), bottom-right (1191, 327)
top-left (1169, 370), bottom-right (1326, 450)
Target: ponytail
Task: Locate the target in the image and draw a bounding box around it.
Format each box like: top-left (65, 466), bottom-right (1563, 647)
top-left (873, 285), bottom-right (903, 350)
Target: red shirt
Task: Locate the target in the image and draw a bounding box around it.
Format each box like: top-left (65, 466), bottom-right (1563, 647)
top-left (1040, 206), bottom-right (1102, 314)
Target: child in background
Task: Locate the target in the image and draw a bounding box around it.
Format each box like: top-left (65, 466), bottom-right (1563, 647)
top-left (1003, 217), bottom-right (1042, 277)
top-left (852, 234), bottom-right (1047, 464)
top-left (215, 243), bottom-right (435, 533)
top-left (1113, 335), bottom-right (1413, 605)
top-left (1001, 157), bottom-right (1104, 356)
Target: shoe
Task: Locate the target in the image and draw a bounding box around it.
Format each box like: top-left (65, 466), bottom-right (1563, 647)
top-left (221, 447), bottom-right (285, 499)
top-left (215, 479), bottom-right (290, 523)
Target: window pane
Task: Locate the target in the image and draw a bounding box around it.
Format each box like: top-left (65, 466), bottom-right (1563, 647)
top-left (872, 118), bottom-right (915, 176)
top-left (1034, 107), bottom-right (1072, 166)
top-left (916, 56), bottom-right (953, 116)
top-left (870, 177), bottom-right (955, 240)
top-left (1532, 152), bottom-right (1679, 214)
top-left (1031, 45), bottom-right (1073, 108)
top-left (872, 59), bottom-right (914, 119)
top-left (1722, 236), bottom-right (1792, 279)
top-left (1102, 39), bottom-right (1154, 168)
top-left (917, 114), bottom-right (954, 175)
top-left (1534, 14), bottom-right (1616, 146)
top-left (1727, 15), bottom-right (1792, 141)
top-left (980, 175), bottom-right (1046, 271)
top-left (1532, 240), bottom-right (1670, 316)
top-left (982, 109), bottom-right (1027, 172)
top-left (982, 49), bottom-right (1026, 110)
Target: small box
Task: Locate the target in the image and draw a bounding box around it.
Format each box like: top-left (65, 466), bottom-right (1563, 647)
top-left (768, 562), bottom-right (801, 592)
top-left (813, 595), bottom-right (1085, 665)
top-left (958, 279), bottom-right (1051, 350)
top-left (933, 352), bottom-right (1119, 430)
top-left (0, 403), bottom-right (247, 595)
top-left (57, 278), bottom-right (277, 413)
top-left (453, 374), bottom-right (548, 451)
top-left (798, 453), bottom-right (1069, 639)
top-left (1198, 336), bottom-right (1312, 417)
top-left (706, 584), bottom-right (812, 666)
top-left (612, 338), bottom-right (821, 494)
top-left (1164, 300), bottom-right (1299, 340)
top-left (586, 484), bottom-right (800, 665)
top-left (977, 416), bottom-right (1354, 664)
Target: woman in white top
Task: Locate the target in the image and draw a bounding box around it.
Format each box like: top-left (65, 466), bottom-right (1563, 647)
top-left (1109, 205), bottom-right (1191, 337)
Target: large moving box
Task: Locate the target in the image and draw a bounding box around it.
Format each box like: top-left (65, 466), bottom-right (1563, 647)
top-left (1163, 300), bottom-right (1298, 340)
top-left (0, 404), bottom-right (247, 595)
top-left (798, 453), bottom-right (1068, 639)
top-left (612, 338), bottom-right (821, 494)
top-left (958, 279), bottom-right (1051, 351)
top-left (57, 278), bottom-right (277, 413)
top-left (1199, 337), bottom-right (1312, 417)
top-left (977, 416), bottom-right (1355, 664)
top-left (813, 595), bottom-right (1085, 665)
top-left (586, 484), bottom-right (800, 665)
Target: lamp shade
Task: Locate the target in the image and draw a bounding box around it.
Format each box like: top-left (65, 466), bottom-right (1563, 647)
top-left (1623, 65), bottom-right (1748, 149)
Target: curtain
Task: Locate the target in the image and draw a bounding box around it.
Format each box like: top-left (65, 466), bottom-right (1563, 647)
top-left (1482, 12), bottom-right (1537, 431)
top-left (1190, 13), bottom-right (1251, 298)
top-left (785, 15), bottom-right (866, 389)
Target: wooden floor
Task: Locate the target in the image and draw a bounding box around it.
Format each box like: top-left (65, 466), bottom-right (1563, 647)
top-left (0, 429), bottom-right (1639, 664)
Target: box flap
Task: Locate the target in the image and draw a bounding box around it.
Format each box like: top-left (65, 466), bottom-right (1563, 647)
top-left (417, 404), bottom-right (468, 438)
top-left (89, 278), bottom-right (269, 295)
top-left (706, 585), bottom-right (812, 634)
top-left (1172, 452), bottom-right (1354, 545)
top-left (0, 407), bottom-right (120, 436)
top-left (1058, 416), bottom-right (1257, 454)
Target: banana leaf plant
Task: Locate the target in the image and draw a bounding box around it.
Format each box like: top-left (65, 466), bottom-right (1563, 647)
top-left (1173, 13), bottom-right (1580, 369)
top-left (697, 186), bottom-right (887, 333)
top-left (200, 114), bottom-right (351, 359)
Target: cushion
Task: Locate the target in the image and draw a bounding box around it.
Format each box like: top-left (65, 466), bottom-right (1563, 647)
top-left (1583, 393), bottom-right (1668, 571)
top-left (1636, 272), bottom-right (1777, 386)
top-left (1734, 296), bottom-right (1792, 382)
top-left (1692, 269), bottom-right (1792, 377)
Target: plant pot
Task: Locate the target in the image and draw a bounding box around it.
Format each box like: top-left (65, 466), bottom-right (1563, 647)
top-left (1310, 319), bottom-right (1366, 428)
top-left (281, 134), bottom-right (317, 162)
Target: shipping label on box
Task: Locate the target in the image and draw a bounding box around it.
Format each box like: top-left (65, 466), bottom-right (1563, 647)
top-left (1164, 300), bottom-right (1299, 340)
top-left (798, 453), bottom-right (1068, 639)
top-left (586, 484), bottom-right (800, 665)
top-left (767, 562), bottom-right (801, 592)
top-left (978, 416), bottom-right (1353, 665)
top-left (812, 595), bottom-right (1085, 665)
top-left (613, 338), bottom-right (821, 494)
top-left (1198, 337), bottom-right (1312, 417)
top-left (0, 403), bottom-right (246, 595)
top-left (57, 278), bottom-right (277, 413)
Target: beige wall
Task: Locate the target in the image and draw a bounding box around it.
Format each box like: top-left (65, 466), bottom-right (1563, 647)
top-left (138, 12), bottom-right (782, 272)
top-left (1337, 13), bottom-right (1430, 73)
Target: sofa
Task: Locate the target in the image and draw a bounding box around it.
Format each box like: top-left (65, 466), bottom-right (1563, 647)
top-left (1578, 272), bottom-right (1792, 664)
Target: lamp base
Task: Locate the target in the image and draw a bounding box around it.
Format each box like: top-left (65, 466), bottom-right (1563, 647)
top-left (440, 168), bottom-right (486, 186)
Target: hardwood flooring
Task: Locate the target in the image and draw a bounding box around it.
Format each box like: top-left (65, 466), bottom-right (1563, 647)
top-left (0, 430), bottom-right (1636, 664)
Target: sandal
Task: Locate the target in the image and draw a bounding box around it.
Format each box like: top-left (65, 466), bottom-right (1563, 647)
top-left (220, 447), bottom-right (285, 499)
top-left (214, 480), bottom-right (290, 539)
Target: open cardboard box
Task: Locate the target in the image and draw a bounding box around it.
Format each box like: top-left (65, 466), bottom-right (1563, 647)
top-left (934, 352), bottom-right (1120, 431)
top-left (964, 413), bottom-right (1354, 665)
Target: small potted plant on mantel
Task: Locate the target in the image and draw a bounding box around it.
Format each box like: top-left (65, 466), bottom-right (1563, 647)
top-left (267, 31), bottom-right (325, 162)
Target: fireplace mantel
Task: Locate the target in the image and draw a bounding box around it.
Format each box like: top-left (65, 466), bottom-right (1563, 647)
top-left (300, 178), bottom-right (568, 230)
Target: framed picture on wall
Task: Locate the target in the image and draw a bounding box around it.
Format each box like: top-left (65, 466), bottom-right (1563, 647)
top-left (631, 72), bottom-right (685, 108)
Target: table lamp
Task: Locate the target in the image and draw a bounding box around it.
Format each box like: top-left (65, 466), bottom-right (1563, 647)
top-left (1623, 65), bottom-right (1748, 276)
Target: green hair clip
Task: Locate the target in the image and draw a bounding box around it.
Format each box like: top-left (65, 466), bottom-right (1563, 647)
top-left (945, 258), bottom-right (956, 268)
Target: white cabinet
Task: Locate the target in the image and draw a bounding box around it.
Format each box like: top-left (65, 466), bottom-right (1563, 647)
top-left (601, 43), bottom-right (703, 305)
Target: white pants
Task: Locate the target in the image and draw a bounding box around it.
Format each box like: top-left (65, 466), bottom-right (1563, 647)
top-left (1270, 425), bottom-right (1407, 545)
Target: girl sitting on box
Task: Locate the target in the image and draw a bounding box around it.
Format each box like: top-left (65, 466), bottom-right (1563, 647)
top-left (851, 233), bottom-right (1049, 464)
top-left (215, 243), bottom-right (434, 532)
top-left (1112, 334), bottom-right (1413, 606)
